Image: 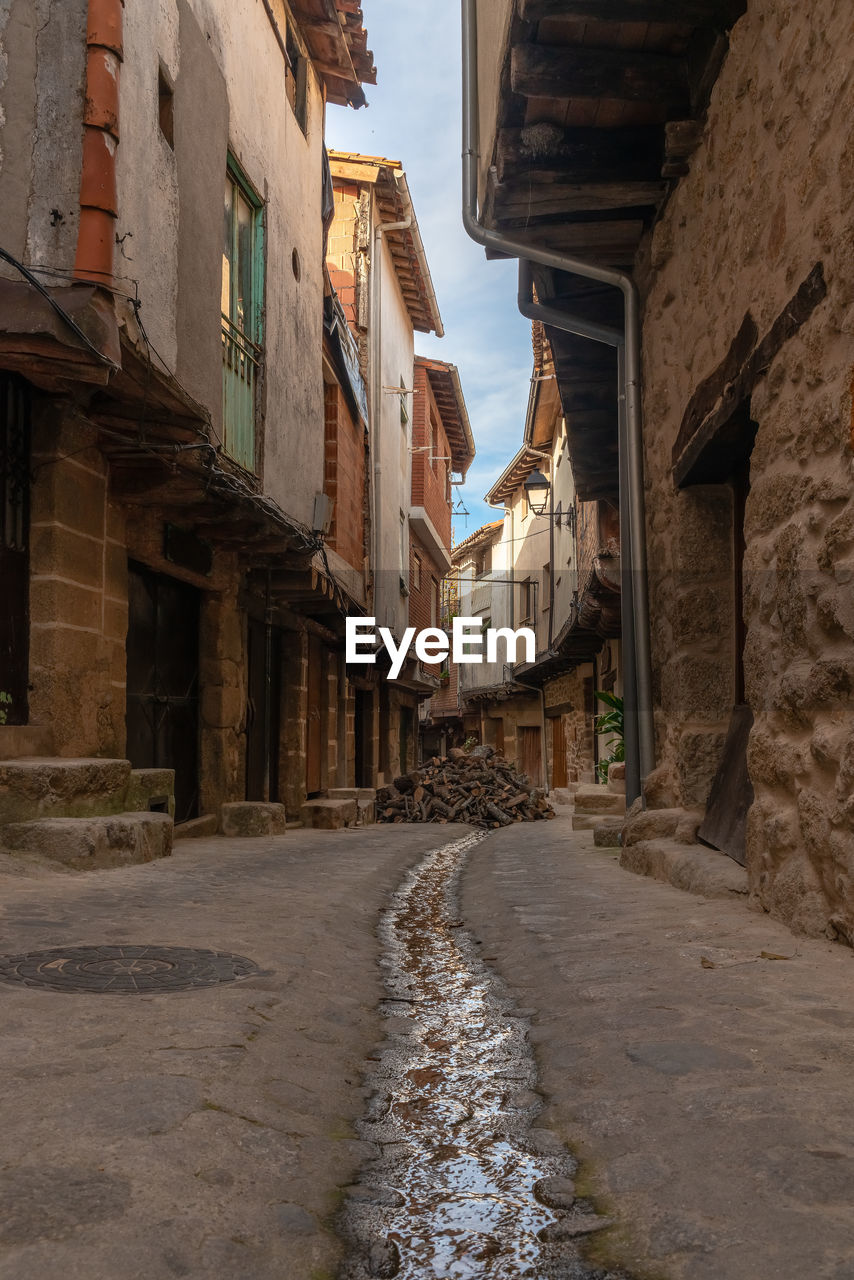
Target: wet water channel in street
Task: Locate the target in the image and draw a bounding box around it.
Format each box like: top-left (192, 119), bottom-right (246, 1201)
top-left (338, 832), bottom-right (629, 1280)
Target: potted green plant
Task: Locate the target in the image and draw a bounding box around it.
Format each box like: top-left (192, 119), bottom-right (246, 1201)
top-left (594, 690), bottom-right (624, 784)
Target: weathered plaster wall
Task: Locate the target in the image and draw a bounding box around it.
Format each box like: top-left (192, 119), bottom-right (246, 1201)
top-left (374, 221), bottom-right (414, 637)
top-left (508, 486), bottom-right (549, 651)
top-left (638, 0), bottom-right (854, 938)
top-left (457, 522), bottom-right (510, 696)
top-left (115, 0), bottom-right (325, 522)
top-left (0, 0), bottom-right (85, 271)
top-left (550, 418), bottom-right (579, 638)
top-left (116, 0), bottom-right (180, 367)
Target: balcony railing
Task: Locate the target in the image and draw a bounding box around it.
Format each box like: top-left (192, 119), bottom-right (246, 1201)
top-left (221, 313), bottom-right (261, 471)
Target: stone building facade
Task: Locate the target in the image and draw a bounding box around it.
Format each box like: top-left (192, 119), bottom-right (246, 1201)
top-left (0, 0), bottom-right (378, 849)
top-left (635, 0), bottom-right (854, 937)
top-left (473, 0), bottom-right (854, 938)
top-left (327, 155), bottom-right (473, 781)
top-left (448, 323), bottom-right (619, 791)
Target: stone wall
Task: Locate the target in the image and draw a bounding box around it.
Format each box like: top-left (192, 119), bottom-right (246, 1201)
top-left (635, 0), bottom-right (854, 938)
top-left (28, 406), bottom-right (124, 758)
top-left (544, 665), bottom-right (595, 785)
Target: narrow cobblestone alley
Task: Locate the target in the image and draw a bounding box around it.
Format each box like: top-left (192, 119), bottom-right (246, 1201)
top-left (3, 820), bottom-right (854, 1278)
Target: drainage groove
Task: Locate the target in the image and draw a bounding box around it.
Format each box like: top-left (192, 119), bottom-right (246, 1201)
top-left (339, 832), bottom-right (628, 1279)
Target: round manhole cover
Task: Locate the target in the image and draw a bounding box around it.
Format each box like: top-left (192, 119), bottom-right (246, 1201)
top-left (0, 945), bottom-right (262, 993)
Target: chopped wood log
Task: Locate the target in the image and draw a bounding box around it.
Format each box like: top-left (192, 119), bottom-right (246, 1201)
top-left (377, 749), bottom-right (554, 829)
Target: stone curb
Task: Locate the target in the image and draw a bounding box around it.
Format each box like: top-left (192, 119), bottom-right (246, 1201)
top-left (620, 836), bottom-right (748, 898)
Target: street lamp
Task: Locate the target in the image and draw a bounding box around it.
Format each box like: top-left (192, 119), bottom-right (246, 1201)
top-left (523, 466), bottom-right (550, 516)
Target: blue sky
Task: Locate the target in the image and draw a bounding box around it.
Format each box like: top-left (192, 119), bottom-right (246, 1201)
top-left (325, 0), bottom-right (532, 539)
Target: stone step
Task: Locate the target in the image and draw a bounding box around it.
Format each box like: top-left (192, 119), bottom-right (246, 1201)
top-left (573, 783), bottom-right (626, 817)
top-left (549, 788), bottom-right (575, 807)
top-left (607, 762), bottom-right (627, 795)
top-left (0, 758), bottom-right (133, 825)
top-left (126, 768), bottom-right (175, 817)
top-left (620, 836), bottom-right (748, 900)
top-left (173, 814), bottom-right (218, 841)
top-left (300, 798), bottom-right (357, 830)
top-left (573, 812), bottom-right (622, 831)
top-left (328, 788), bottom-right (376, 825)
top-left (0, 812), bottom-right (173, 870)
top-left (220, 802), bottom-right (286, 838)
top-left (593, 819), bottom-right (624, 848)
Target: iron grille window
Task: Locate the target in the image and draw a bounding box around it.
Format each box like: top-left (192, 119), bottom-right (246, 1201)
top-left (222, 157), bottom-right (264, 471)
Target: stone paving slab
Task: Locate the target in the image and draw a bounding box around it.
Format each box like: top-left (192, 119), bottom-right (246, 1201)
top-left (0, 824), bottom-right (471, 1280)
top-left (461, 816), bottom-right (854, 1280)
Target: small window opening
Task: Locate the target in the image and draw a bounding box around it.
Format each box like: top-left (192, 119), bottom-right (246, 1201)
top-left (158, 64), bottom-right (174, 149)
top-left (285, 22), bottom-right (308, 134)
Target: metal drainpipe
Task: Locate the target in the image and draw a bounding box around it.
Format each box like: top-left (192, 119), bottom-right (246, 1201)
top-left (461, 0), bottom-right (655, 792)
top-left (519, 264), bottom-right (641, 805)
top-left (74, 0), bottom-right (122, 285)
top-left (370, 207), bottom-right (412, 622)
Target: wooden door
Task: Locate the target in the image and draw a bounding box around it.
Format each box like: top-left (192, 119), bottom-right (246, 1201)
top-left (246, 618), bottom-right (282, 802)
top-left (354, 688), bottom-right (374, 788)
top-left (306, 635), bottom-right (323, 796)
top-left (494, 718), bottom-right (505, 756)
top-left (127, 564), bottom-right (200, 823)
top-left (518, 726), bottom-right (542, 787)
top-left (551, 716), bottom-right (568, 789)
top-left (400, 705), bottom-right (414, 774)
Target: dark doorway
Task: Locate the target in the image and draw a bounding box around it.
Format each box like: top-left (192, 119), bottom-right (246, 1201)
top-left (246, 617), bottom-right (282, 802)
top-left (306, 634), bottom-right (324, 796)
top-left (687, 401), bottom-right (757, 866)
top-left (0, 375), bottom-right (30, 725)
top-left (551, 716), bottom-right (568, 789)
top-left (354, 688), bottom-right (374, 788)
top-left (400, 705), bottom-right (414, 774)
top-left (379, 687), bottom-right (391, 778)
top-left (127, 563), bottom-right (200, 823)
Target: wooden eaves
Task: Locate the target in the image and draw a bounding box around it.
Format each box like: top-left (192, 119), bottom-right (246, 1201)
top-left (487, 0), bottom-right (746, 500)
top-left (328, 152), bottom-right (443, 336)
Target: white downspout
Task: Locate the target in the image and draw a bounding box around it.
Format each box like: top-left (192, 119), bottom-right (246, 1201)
top-left (460, 0), bottom-right (655, 795)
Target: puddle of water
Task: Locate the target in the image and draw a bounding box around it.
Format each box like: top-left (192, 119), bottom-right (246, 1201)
top-left (339, 833), bottom-right (628, 1280)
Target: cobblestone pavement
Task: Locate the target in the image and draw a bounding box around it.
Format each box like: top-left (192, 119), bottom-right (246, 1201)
top-left (5, 818), bottom-right (854, 1280)
top-left (0, 825), bottom-right (470, 1280)
top-left (462, 816), bottom-right (854, 1280)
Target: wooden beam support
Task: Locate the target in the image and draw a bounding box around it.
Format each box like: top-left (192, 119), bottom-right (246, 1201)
top-left (496, 124), bottom-right (663, 182)
top-left (493, 178), bottom-right (666, 220)
top-left (519, 0), bottom-right (745, 25)
top-left (510, 42), bottom-right (689, 110)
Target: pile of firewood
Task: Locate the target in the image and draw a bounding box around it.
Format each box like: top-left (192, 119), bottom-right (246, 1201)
top-left (377, 745), bottom-right (554, 828)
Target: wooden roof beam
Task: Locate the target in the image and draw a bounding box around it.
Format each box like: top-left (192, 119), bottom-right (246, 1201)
top-left (492, 179), bottom-right (666, 219)
top-left (511, 43), bottom-right (689, 111)
top-left (519, 0), bottom-right (745, 24)
top-left (496, 125), bottom-right (663, 182)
